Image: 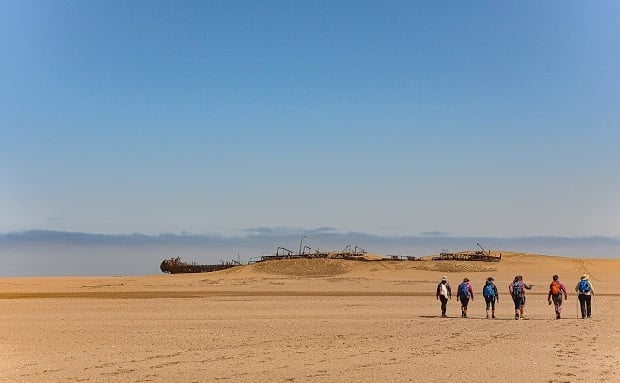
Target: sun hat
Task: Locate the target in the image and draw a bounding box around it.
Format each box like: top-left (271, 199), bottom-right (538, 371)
top-left (441, 276), bottom-right (447, 282)
top-left (581, 274), bottom-right (589, 280)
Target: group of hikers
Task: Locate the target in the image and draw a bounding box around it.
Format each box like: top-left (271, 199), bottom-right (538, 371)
top-left (436, 274), bottom-right (595, 319)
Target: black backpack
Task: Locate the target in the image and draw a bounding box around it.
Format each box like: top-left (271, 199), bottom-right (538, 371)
top-left (511, 281), bottom-right (522, 298)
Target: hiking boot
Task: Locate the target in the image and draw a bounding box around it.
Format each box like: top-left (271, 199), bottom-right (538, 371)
top-left (515, 314), bottom-right (519, 320)
top-left (556, 313), bottom-right (561, 319)
top-left (491, 315), bottom-right (496, 319)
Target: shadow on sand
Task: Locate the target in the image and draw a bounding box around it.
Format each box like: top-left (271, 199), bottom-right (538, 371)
top-left (418, 315), bottom-right (582, 321)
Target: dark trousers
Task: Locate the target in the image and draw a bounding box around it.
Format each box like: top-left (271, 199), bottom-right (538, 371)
top-left (578, 294), bottom-right (592, 318)
top-left (485, 297), bottom-right (496, 310)
top-left (459, 297), bottom-right (470, 310)
top-left (439, 296), bottom-right (448, 315)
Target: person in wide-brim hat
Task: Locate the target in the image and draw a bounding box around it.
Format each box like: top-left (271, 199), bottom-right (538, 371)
top-left (576, 274), bottom-right (595, 319)
top-left (436, 276), bottom-right (452, 317)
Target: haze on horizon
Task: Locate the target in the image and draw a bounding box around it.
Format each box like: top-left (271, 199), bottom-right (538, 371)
top-left (1, 229), bottom-right (620, 277)
top-left (2, 1), bottom-right (620, 242)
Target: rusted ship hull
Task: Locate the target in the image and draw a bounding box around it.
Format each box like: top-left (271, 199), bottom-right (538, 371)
top-left (160, 257), bottom-right (238, 274)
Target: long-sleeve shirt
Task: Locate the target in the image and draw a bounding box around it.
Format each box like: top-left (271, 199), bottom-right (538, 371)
top-left (547, 281), bottom-right (568, 300)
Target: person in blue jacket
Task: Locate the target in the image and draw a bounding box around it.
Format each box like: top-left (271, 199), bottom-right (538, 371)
top-left (482, 276), bottom-right (499, 319)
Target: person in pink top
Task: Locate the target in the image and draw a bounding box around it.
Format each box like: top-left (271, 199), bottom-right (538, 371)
top-left (456, 278), bottom-right (474, 318)
top-left (509, 275), bottom-right (533, 320)
top-left (547, 274), bottom-right (568, 319)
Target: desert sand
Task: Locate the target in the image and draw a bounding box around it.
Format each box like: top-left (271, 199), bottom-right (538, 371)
top-left (1, 252), bottom-right (619, 382)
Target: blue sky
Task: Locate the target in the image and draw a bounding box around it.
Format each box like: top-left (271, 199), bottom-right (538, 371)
top-left (2, 1), bottom-right (620, 238)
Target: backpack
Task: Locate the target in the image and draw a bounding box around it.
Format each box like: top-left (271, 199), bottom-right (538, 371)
top-left (458, 283), bottom-right (470, 298)
top-left (550, 281), bottom-right (560, 295)
top-left (483, 283), bottom-right (495, 298)
top-left (439, 283), bottom-right (448, 297)
top-left (511, 281), bottom-right (522, 298)
top-left (578, 280), bottom-right (591, 293)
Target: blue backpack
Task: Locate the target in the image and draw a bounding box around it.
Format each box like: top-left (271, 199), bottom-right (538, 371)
top-left (579, 280), bottom-right (591, 293)
top-left (511, 281), bottom-right (522, 298)
top-left (483, 283), bottom-right (495, 298)
top-left (458, 283), bottom-right (470, 298)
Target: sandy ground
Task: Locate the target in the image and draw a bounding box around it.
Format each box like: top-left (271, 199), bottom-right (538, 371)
top-left (1, 252), bottom-right (619, 382)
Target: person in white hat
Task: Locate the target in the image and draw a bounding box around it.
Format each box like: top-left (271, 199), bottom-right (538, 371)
top-left (436, 276), bottom-right (452, 317)
top-left (575, 274), bottom-right (595, 319)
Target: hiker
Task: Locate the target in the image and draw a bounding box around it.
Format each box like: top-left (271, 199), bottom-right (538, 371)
top-left (575, 274), bottom-right (595, 319)
top-left (547, 275), bottom-right (568, 319)
top-left (436, 276), bottom-right (452, 317)
top-left (509, 275), bottom-right (533, 320)
top-left (482, 276), bottom-right (499, 319)
top-left (456, 278), bottom-right (474, 318)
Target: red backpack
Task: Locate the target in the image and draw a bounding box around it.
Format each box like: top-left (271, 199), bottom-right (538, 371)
top-left (550, 281), bottom-right (560, 295)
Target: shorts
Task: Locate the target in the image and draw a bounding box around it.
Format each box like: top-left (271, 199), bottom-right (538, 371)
top-left (513, 296), bottom-right (525, 310)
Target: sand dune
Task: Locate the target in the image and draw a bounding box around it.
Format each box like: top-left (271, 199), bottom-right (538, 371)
top-left (1, 252), bottom-right (619, 382)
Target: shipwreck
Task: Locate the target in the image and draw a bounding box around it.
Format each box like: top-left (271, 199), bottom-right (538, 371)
top-left (160, 257), bottom-right (240, 274)
top-left (431, 243), bottom-right (502, 262)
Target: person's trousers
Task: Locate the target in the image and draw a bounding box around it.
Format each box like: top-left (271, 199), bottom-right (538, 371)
top-left (551, 294), bottom-right (563, 313)
top-left (578, 294), bottom-right (592, 318)
top-left (439, 296), bottom-right (448, 315)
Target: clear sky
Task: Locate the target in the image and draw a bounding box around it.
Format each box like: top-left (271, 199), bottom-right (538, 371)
top-left (1, 1), bottom-right (619, 238)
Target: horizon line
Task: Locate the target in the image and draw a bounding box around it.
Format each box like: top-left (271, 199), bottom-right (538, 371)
top-left (1, 229), bottom-right (619, 241)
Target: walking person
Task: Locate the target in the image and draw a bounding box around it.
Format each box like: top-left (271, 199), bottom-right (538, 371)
top-left (547, 274), bottom-right (568, 319)
top-left (456, 278), bottom-right (474, 318)
top-left (575, 274), bottom-right (595, 319)
top-left (509, 275), bottom-right (533, 320)
top-left (482, 276), bottom-right (499, 319)
top-left (436, 276), bottom-right (452, 317)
